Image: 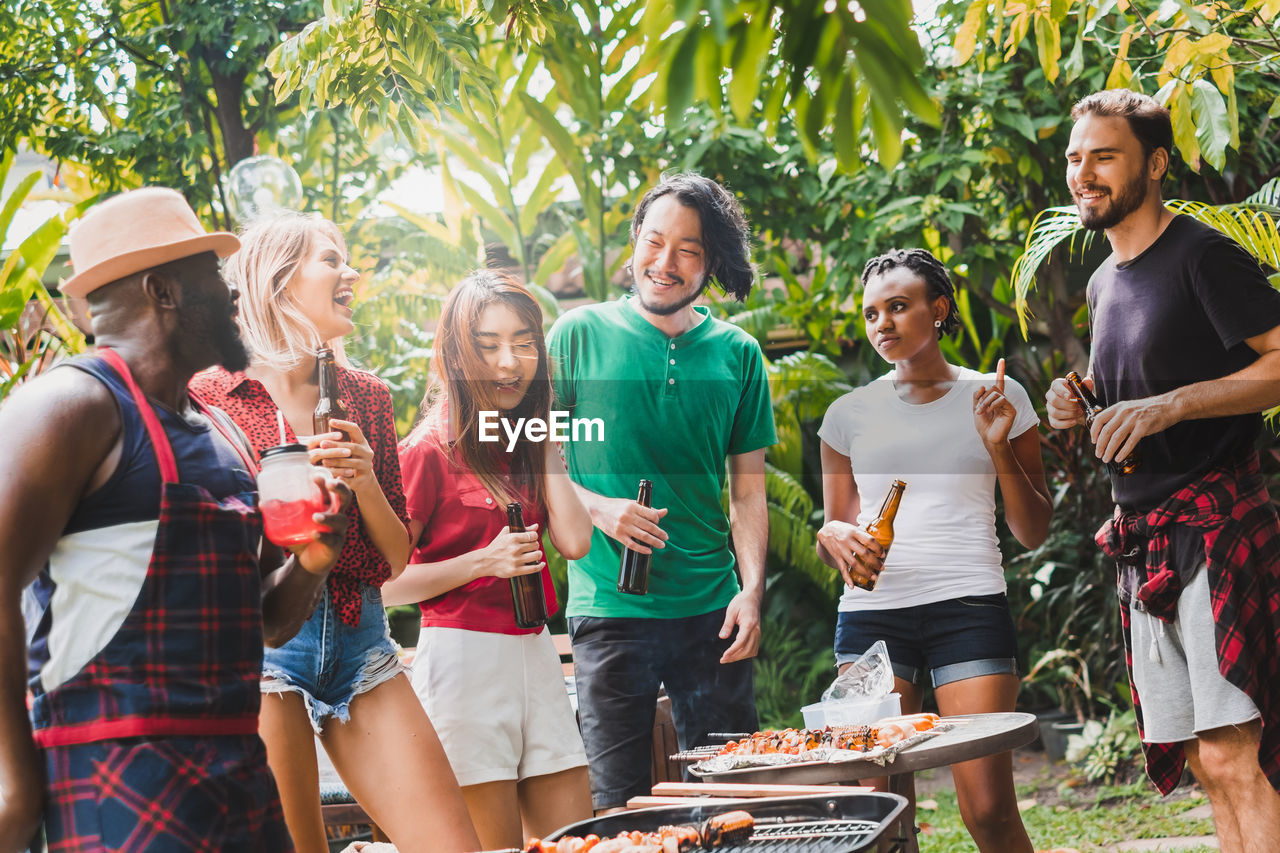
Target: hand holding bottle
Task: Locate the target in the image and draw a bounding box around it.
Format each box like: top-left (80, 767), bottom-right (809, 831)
top-left (307, 418), bottom-right (378, 497)
top-left (592, 494), bottom-right (668, 554)
top-left (816, 520), bottom-right (884, 590)
top-left (1046, 374), bottom-right (1091, 430)
top-left (481, 523), bottom-right (544, 578)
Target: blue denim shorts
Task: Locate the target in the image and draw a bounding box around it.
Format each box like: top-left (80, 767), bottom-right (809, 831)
top-left (261, 584), bottom-right (404, 733)
top-left (834, 593), bottom-right (1018, 688)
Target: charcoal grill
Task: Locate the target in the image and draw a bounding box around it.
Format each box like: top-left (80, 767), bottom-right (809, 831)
top-left (542, 793), bottom-right (908, 853)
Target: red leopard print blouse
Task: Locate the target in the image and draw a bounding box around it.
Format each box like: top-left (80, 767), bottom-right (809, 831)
top-left (190, 365), bottom-right (409, 626)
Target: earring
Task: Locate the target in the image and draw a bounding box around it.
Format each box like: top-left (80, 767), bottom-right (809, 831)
top-left (934, 319), bottom-right (942, 328)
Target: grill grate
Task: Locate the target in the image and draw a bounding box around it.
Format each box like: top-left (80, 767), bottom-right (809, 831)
top-left (751, 819), bottom-right (883, 840)
top-left (543, 793), bottom-right (905, 853)
top-left (707, 819), bottom-right (886, 852)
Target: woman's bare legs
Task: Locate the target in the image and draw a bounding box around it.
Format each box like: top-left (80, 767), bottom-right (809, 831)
top-left (322, 674), bottom-right (481, 853)
top-left (934, 673), bottom-right (1033, 853)
top-left (519, 766), bottom-right (593, 840)
top-left (459, 780), bottom-right (522, 851)
top-left (455, 766), bottom-right (590, 849)
top-left (260, 691), bottom-right (330, 853)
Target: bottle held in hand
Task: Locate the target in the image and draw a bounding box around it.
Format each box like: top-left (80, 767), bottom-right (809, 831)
top-left (616, 479), bottom-right (654, 595)
top-left (1065, 371), bottom-right (1140, 475)
top-left (313, 346), bottom-right (350, 438)
top-left (506, 502), bottom-right (548, 629)
top-left (857, 479), bottom-right (906, 591)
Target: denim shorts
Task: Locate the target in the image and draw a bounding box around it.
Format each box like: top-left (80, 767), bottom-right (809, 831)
top-left (834, 593), bottom-right (1018, 688)
top-left (261, 584), bottom-right (404, 733)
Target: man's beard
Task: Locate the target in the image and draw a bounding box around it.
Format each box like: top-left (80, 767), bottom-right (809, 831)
top-left (631, 270), bottom-right (709, 316)
top-left (183, 288), bottom-right (251, 373)
top-left (1077, 169), bottom-right (1150, 231)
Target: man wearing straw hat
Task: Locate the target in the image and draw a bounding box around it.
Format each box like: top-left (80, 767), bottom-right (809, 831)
top-left (0, 187), bottom-right (350, 850)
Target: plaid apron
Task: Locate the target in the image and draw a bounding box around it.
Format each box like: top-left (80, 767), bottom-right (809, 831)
top-left (32, 348), bottom-right (292, 851)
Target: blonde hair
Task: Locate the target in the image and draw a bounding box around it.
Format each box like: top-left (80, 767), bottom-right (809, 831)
top-left (225, 211), bottom-right (348, 372)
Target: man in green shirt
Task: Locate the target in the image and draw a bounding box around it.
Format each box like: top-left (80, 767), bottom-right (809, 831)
top-left (547, 172), bottom-right (777, 811)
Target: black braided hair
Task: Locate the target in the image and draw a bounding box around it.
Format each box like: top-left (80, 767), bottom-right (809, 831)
top-left (860, 248), bottom-right (960, 339)
top-left (627, 172), bottom-right (756, 301)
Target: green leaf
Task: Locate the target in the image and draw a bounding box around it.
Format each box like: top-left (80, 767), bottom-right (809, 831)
top-left (517, 93), bottom-right (597, 223)
top-left (953, 1), bottom-right (988, 66)
top-left (728, 18), bottom-right (771, 123)
top-left (0, 170), bottom-right (41, 247)
top-left (666, 26), bottom-right (700, 120)
top-left (518, 161), bottom-right (565, 235)
top-left (1033, 13), bottom-right (1061, 83)
top-left (1169, 82), bottom-right (1201, 170)
top-left (1190, 79), bottom-right (1229, 172)
top-left (832, 75), bottom-right (860, 173)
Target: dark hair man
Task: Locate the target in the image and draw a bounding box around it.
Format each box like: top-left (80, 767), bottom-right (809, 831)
top-left (1046, 89), bottom-right (1280, 850)
top-left (547, 172), bottom-right (777, 812)
top-left (0, 187), bottom-right (350, 850)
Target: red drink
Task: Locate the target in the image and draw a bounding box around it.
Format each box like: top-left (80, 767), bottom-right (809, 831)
top-left (261, 493), bottom-right (328, 547)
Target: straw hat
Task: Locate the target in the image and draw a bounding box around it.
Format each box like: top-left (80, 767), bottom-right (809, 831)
top-left (63, 187), bottom-right (240, 298)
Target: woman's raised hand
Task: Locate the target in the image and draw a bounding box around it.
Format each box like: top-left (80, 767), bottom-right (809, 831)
top-left (482, 523), bottom-right (544, 578)
top-left (972, 357), bottom-right (1017, 447)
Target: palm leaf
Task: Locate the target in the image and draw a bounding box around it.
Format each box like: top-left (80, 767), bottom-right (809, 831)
top-left (767, 502), bottom-right (842, 605)
top-left (1012, 194), bottom-right (1280, 334)
top-left (1009, 205), bottom-right (1099, 336)
top-left (1245, 177), bottom-right (1280, 207)
top-left (1167, 199), bottom-right (1280, 271)
top-left (765, 461), bottom-right (813, 518)
top-left (726, 305), bottom-right (785, 349)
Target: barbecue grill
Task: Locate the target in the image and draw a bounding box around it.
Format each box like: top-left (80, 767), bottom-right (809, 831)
top-left (541, 793), bottom-right (908, 852)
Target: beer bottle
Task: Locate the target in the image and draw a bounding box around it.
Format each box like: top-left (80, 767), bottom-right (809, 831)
top-left (506, 502), bottom-right (548, 629)
top-left (616, 479), bottom-right (654, 595)
top-left (313, 347), bottom-right (349, 437)
top-left (1065, 371), bottom-right (1140, 475)
top-left (856, 479), bottom-right (906, 591)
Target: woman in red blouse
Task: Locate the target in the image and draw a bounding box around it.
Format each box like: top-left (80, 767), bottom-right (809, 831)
top-left (384, 271), bottom-right (593, 850)
top-left (190, 213), bottom-right (478, 853)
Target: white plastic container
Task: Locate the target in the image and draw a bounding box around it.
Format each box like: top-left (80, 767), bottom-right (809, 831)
top-left (801, 693), bottom-right (902, 729)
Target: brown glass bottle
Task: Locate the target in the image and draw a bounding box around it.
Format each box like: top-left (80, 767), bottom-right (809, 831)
top-left (506, 502), bottom-right (548, 629)
top-left (616, 479), bottom-right (654, 595)
top-left (1065, 371), bottom-right (1140, 475)
top-left (313, 347), bottom-right (349, 437)
top-left (856, 479), bottom-right (906, 591)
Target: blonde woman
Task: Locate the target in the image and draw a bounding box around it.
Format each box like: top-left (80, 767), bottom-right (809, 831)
top-left (190, 212), bottom-right (478, 853)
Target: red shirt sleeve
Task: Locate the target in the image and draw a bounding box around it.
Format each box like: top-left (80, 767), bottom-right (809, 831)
top-left (399, 434), bottom-right (442, 530)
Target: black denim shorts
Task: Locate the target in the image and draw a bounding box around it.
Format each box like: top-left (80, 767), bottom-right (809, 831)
top-left (834, 593), bottom-right (1018, 687)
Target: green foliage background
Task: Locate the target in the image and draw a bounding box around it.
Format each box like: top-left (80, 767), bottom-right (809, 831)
top-left (3, 0), bottom-right (1280, 735)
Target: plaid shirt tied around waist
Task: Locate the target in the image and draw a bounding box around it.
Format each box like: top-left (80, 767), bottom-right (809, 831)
top-left (1095, 451), bottom-right (1280, 795)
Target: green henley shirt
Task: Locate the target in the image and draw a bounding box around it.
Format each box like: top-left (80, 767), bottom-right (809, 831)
top-left (547, 296), bottom-right (777, 619)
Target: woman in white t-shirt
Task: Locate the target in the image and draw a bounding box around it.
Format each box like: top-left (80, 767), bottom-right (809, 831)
top-left (817, 248), bottom-right (1051, 853)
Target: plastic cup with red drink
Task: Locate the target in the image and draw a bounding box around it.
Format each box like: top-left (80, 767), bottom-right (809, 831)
top-left (257, 443), bottom-right (335, 547)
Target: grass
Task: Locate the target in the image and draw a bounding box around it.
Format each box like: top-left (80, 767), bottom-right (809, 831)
top-left (914, 775), bottom-right (1217, 852)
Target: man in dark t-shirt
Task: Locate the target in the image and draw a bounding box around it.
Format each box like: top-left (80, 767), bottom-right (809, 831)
top-left (1046, 90), bottom-right (1280, 848)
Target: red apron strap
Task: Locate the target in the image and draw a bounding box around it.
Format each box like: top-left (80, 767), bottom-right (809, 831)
top-left (97, 347), bottom-right (179, 485)
top-left (189, 390), bottom-right (260, 477)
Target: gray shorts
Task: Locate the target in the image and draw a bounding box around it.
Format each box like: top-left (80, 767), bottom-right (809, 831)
top-left (1129, 566), bottom-right (1259, 743)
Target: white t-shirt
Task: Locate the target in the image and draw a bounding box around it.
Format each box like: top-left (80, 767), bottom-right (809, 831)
top-left (817, 366), bottom-right (1039, 611)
